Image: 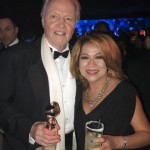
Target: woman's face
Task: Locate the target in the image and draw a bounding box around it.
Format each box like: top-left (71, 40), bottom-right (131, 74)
top-left (79, 42), bottom-right (108, 85)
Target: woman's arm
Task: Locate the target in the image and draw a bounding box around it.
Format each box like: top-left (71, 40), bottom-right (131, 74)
top-left (91, 96), bottom-right (150, 150)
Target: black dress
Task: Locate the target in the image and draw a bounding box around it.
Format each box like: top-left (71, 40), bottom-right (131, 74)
top-left (74, 81), bottom-right (138, 150)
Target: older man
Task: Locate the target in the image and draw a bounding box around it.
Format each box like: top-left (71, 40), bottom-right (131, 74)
top-left (0, 0), bottom-right (80, 150)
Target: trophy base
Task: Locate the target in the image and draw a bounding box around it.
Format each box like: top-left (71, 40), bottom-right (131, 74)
top-left (36, 145), bottom-right (56, 150)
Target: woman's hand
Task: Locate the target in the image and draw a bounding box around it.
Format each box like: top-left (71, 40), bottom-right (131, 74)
top-left (89, 135), bottom-right (116, 150)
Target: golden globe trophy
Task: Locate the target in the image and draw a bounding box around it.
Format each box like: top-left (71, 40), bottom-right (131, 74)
top-left (45, 101), bottom-right (60, 130)
top-left (43, 101), bottom-right (60, 150)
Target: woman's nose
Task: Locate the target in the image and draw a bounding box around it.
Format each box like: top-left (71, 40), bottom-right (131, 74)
top-left (88, 58), bottom-right (97, 66)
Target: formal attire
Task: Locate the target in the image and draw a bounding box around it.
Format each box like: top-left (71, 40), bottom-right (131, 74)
top-left (0, 36), bottom-right (75, 150)
top-left (8, 38), bottom-right (19, 47)
top-left (0, 38), bottom-right (19, 53)
top-left (74, 81), bottom-right (140, 150)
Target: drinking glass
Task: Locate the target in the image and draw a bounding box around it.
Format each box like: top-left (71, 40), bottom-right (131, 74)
top-left (85, 120), bottom-right (104, 149)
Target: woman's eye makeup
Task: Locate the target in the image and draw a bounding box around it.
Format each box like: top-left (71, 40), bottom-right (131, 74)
top-left (80, 55), bottom-right (103, 60)
top-left (80, 56), bottom-right (89, 59)
top-left (95, 55), bottom-right (103, 59)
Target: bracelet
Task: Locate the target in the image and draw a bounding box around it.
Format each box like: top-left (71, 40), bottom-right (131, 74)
top-left (121, 136), bottom-right (127, 149)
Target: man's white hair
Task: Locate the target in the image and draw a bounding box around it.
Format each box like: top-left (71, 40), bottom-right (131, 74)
top-left (41, 0), bottom-right (81, 22)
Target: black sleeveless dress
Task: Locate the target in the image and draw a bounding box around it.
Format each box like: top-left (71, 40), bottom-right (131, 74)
top-left (74, 81), bottom-right (139, 150)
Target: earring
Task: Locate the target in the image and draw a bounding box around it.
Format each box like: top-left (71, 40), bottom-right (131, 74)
top-left (81, 75), bottom-right (88, 88)
top-left (107, 68), bottom-right (112, 76)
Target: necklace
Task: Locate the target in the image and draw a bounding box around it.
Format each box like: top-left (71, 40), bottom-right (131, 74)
top-left (84, 77), bottom-right (109, 108)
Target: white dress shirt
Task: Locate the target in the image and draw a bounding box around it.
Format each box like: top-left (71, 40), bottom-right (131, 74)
top-left (9, 38), bottom-right (19, 47)
top-left (51, 45), bottom-right (76, 134)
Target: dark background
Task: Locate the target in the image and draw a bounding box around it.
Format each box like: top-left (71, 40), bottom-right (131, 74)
top-left (80, 0), bottom-right (150, 19)
top-left (1, 0), bottom-right (150, 38)
top-left (1, 0), bottom-right (150, 19)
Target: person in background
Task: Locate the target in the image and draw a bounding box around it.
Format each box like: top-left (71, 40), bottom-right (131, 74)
top-left (124, 25), bottom-right (150, 119)
top-left (124, 47), bottom-right (150, 150)
top-left (124, 25), bottom-right (150, 150)
top-left (0, 16), bottom-right (19, 51)
top-left (144, 25), bottom-right (150, 50)
top-left (0, 133), bottom-right (4, 150)
top-left (0, 0), bottom-right (80, 150)
top-left (93, 21), bottom-right (126, 66)
top-left (0, 15), bottom-right (20, 149)
top-left (70, 33), bottom-right (150, 150)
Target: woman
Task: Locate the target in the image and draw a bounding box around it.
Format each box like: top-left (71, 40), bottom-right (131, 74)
top-left (70, 33), bottom-right (150, 150)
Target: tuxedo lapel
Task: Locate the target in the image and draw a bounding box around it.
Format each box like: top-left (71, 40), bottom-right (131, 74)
top-left (27, 59), bottom-right (50, 106)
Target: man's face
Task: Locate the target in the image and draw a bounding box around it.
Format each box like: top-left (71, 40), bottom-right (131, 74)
top-left (0, 18), bottom-right (18, 46)
top-left (42, 0), bottom-right (77, 51)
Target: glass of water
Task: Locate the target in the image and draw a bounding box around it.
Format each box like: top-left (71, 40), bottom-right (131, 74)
top-left (85, 120), bottom-right (104, 150)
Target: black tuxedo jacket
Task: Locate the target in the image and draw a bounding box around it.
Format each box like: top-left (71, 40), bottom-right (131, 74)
top-left (0, 41), bottom-right (20, 53)
top-left (0, 38), bottom-right (50, 150)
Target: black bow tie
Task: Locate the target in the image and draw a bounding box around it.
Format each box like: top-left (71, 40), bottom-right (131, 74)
top-left (53, 50), bottom-right (69, 59)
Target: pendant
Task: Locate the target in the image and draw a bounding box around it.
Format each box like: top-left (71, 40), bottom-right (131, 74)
top-left (89, 101), bottom-right (94, 107)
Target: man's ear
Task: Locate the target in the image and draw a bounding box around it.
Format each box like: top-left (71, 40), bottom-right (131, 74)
top-left (42, 18), bottom-right (45, 28)
top-left (15, 27), bottom-right (19, 34)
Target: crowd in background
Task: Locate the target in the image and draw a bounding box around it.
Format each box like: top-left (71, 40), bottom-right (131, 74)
top-left (85, 21), bottom-right (150, 66)
top-left (1, 17), bottom-right (150, 63)
top-left (0, 11), bottom-right (150, 149)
